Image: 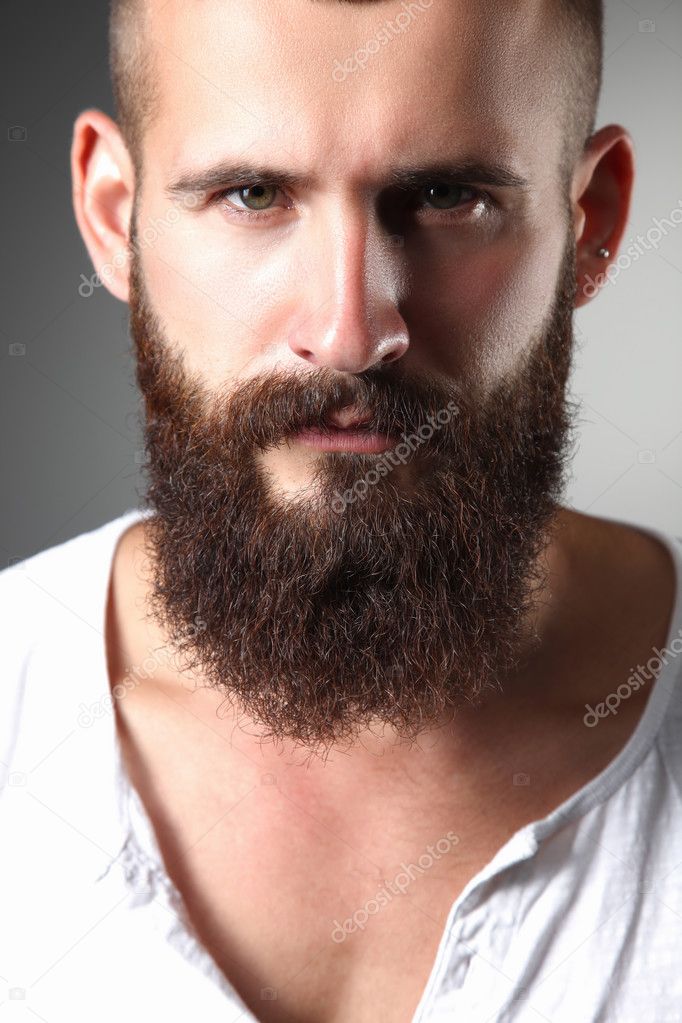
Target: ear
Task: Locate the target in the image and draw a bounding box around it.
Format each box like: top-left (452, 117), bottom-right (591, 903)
top-left (571, 124), bottom-right (635, 309)
top-left (71, 109), bottom-right (135, 303)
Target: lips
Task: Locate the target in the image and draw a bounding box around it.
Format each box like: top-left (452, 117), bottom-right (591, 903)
top-left (294, 428), bottom-right (397, 453)
top-left (294, 404), bottom-right (397, 453)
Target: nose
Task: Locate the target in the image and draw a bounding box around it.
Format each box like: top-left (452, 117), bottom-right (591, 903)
top-left (287, 205), bottom-right (410, 373)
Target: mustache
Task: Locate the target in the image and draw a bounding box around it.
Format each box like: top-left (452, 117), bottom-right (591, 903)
top-left (142, 345), bottom-right (466, 454)
top-left (240, 368), bottom-right (464, 448)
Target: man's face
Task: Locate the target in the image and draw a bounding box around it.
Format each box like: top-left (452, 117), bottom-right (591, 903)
top-left (127, 0), bottom-right (579, 750)
top-left (134, 0), bottom-right (571, 421)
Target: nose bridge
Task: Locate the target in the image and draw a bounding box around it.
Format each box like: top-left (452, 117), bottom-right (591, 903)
top-left (289, 196), bottom-right (409, 372)
top-left (333, 201), bottom-right (388, 329)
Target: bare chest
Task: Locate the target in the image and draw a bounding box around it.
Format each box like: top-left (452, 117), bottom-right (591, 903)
top-left (111, 660), bottom-right (654, 1023)
top-left (131, 770), bottom-right (491, 1023)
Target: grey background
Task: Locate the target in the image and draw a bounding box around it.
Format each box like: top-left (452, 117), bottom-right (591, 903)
top-left (1, 0), bottom-right (681, 564)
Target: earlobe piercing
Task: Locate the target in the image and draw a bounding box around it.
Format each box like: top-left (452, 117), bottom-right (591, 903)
top-left (597, 247), bottom-right (611, 259)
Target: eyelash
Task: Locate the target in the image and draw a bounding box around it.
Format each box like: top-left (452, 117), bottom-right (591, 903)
top-left (210, 183), bottom-right (495, 223)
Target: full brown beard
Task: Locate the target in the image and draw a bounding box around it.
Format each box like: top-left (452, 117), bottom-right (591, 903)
top-left (128, 228), bottom-right (577, 751)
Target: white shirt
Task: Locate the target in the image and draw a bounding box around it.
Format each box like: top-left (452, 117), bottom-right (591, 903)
top-left (2, 508), bottom-right (682, 1023)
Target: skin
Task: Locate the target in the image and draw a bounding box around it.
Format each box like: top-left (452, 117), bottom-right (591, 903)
top-left (70, 1), bottom-right (675, 1020)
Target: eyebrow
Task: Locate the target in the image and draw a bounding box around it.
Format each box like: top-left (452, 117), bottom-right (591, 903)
top-left (165, 158), bottom-right (530, 198)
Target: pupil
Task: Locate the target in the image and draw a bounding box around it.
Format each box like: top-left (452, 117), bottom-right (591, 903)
top-left (425, 183), bottom-right (460, 209)
top-left (241, 184), bottom-right (274, 209)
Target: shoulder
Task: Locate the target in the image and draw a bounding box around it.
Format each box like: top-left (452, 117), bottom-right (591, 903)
top-left (555, 508), bottom-right (680, 607)
top-left (0, 509), bottom-right (147, 706)
top-left (579, 510), bottom-right (679, 655)
top-left (0, 510), bottom-right (147, 778)
top-left (549, 509), bottom-right (681, 709)
top-left (0, 511), bottom-right (140, 627)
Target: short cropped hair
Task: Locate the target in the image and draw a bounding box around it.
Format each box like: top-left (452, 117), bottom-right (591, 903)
top-left (109, 0), bottom-right (603, 184)
top-left (109, 0), bottom-right (158, 180)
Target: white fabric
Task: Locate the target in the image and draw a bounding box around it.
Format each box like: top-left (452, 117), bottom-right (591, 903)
top-left (2, 508), bottom-right (682, 1022)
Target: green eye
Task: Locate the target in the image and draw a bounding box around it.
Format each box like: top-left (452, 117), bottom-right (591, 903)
top-left (421, 183), bottom-right (475, 210)
top-left (237, 184), bottom-right (278, 210)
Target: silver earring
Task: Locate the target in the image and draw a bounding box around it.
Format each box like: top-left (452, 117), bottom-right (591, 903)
top-left (598, 247), bottom-right (611, 259)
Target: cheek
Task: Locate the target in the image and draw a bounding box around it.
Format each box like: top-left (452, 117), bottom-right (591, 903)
top-left (404, 229), bottom-right (565, 389)
top-left (135, 198), bottom-right (296, 380)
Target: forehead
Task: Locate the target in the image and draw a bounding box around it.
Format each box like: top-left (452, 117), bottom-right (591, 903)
top-left (145, 0), bottom-right (565, 186)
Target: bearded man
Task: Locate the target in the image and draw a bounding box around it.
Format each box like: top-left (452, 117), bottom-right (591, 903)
top-left (2, 1), bottom-right (682, 1021)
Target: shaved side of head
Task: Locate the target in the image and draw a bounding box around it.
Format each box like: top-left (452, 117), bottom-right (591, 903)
top-left (109, 0), bottom-right (157, 179)
top-left (109, 0), bottom-right (603, 188)
top-left (556, 0), bottom-right (604, 182)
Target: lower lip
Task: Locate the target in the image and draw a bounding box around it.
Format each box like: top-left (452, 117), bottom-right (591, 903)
top-left (293, 427), bottom-right (398, 453)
